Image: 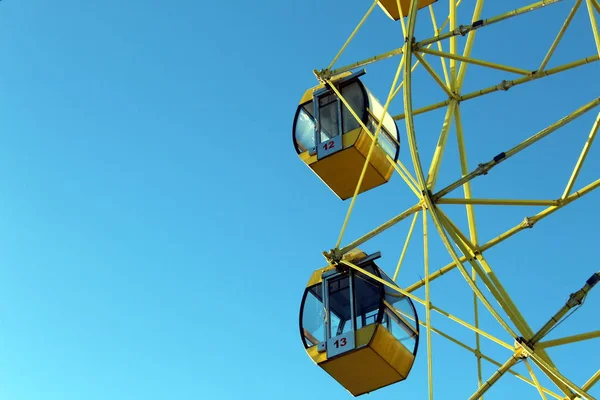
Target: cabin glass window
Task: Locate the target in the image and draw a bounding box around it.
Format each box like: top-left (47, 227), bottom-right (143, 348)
top-left (327, 275), bottom-right (352, 337)
top-left (318, 94), bottom-right (340, 142)
top-left (341, 81), bottom-right (365, 134)
top-left (383, 306), bottom-right (418, 354)
top-left (367, 116), bottom-right (397, 159)
top-left (301, 283), bottom-right (325, 348)
top-left (353, 268), bottom-right (381, 330)
top-left (294, 102), bottom-right (316, 153)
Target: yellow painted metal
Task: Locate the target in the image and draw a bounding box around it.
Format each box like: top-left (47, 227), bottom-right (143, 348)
top-left (523, 359), bottom-right (548, 400)
top-left (395, 0), bottom-right (407, 38)
top-left (306, 249), bottom-right (366, 287)
top-left (300, 0), bottom-right (600, 397)
top-left (414, 52), bottom-right (455, 98)
top-left (300, 129), bottom-right (392, 200)
top-left (429, 323), bottom-right (561, 399)
top-left (328, 84), bottom-right (421, 198)
top-left (336, 203), bottom-right (421, 257)
top-left (525, 345), bottom-right (594, 400)
top-left (438, 198), bottom-right (558, 206)
top-left (423, 208), bottom-right (433, 400)
top-left (325, 0), bottom-right (379, 72)
top-left (538, 0), bottom-right (582, 72)
top-left (308, 324), bottom-right (415, 396)
top-left (393, 210), bottom-right (419, 281)
top-left (393, 55), bottom-right (600, 121)
top-left (529, 272), bottom-right (600, 344)
top-left (418, 47), bottom-right (531, 75)
top-left (456, 0), bottom-right (485, 90)
top-left (583, 370), bottom-right (600, 392)
top-left (587, 0), bottom-right (600, 56)
top-left (377, 0), bottom-right (437, 20)
top-left (330, 54), bottom-right (406, 247)
top-left (426, 100), bottom-right (457, 190)
top-left (562, 113), bottom-right (599, 199)
top-left (537, 330), bottom-right (600, 348)
top-left (449, 0), bottom-right (457, 87)
top-left (468, 352), bottom-right (523, 400)
top-left (434, 97), bottom-right (600, 200)
top-left (428, 5), bottom-right (451, 87)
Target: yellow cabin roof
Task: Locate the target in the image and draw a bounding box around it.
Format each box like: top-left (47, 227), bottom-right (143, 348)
top-left (298, 71), bottom-right (353, 105)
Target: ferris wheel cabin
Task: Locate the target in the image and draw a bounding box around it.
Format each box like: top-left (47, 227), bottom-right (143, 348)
top-left (292, 71), bottom-right (400, 200)
top-left (377, 0), bottom-right (438, 20)
top-left (299, 250), bottom-right (419, 396)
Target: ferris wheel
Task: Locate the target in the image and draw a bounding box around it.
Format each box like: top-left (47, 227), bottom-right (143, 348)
top-left (294, 0), bottom-right (600, 399)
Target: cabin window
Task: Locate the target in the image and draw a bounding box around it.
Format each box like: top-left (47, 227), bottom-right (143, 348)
top-left (301, 283), bottom-right (325, 348)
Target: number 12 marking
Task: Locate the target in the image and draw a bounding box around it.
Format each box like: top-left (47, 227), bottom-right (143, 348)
top-left (323, 141), bottom-right (335, 151)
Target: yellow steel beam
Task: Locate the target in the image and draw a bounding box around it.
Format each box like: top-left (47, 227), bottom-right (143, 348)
top-left (583, 370), bottom-right (600, 392)
top-left (428, 5), bottom-right (451, 87)
top-left (395, 0), bottom-right (407, 37)
top-left (432, 211), bottom-right (587, 397)
top-left (393, 210), bottom-right (419, 281)
top-left (341, 261), bottom-right (515, 351)
top-left (328, 2), bottom-right (456, 77)
top-left (407, 178), bottom-right (600, 292)
top-left (327, 0), bottom-right (569, 80)
top-left (393, 55), bottom-right (600, 121)
top-left (430, 323), bottom-right (561, 399)
top-left (537, 330), bottom-right (600, 348)
top-left (335, 203), bottom-right (421, 258)
top-left (526, 346), bottom-right (594, 400)
top-left (593, 0), bottom-right (600, 14)
top-left (562, 113), bottom-right (599, 199)
top-left (524, 359), bottom-right (549, 400)
top-left (429, 302), bottom-right (513, 351)
top-left (454, 104), bottom-right (484, 391)
top-left (325, 0), bottom-right (379, 73)
top-left (436, 210), bottom-right (536, 341)
top-left (333, 51), bottom-right (407, 249)
top-left (449, 0), bottom-right (458, 87)
top-left (434, 97), bottom-right (600, 200)
top-left (414, 52), bottom-right (456, 98)
top-left (401, 0), bottom-right (519, 344)
top-left (456, 0), bottom-right (485, 91)
top-left (340, 260), bottom-right (424, 304)
top-left (417, 0), bottom-right (566, 49)
top-left (423, 207), bottom-right (434, 400)
top-left (529, 272), bottom-right (600, 345)
top-left (418, 47), bottom-right (531, 76)
top-left (587, 0), bottom-right (600, 56)
top-left (438, 198), bottom-right (558, 206)
top-left (469, 352), bottom-right (523, 400)
top-left (538, 0), bottom-right (582, 71)
top-left (426, 101), bottom-right (457, 190)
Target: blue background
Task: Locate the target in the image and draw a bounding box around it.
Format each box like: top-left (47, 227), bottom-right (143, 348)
top-left (0, 1), bottom-right (598, 399)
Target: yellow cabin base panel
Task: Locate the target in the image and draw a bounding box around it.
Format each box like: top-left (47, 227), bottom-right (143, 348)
top-left (307, 325), bottom-right (415, 397)
top-left (322, 346), bottom-right (402, 396)
top-left (378, 0), bottom-right (438, 20)
top-left (308, 146), bottom-right (387, 200)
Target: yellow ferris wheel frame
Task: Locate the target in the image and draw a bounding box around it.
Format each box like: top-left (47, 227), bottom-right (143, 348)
top-left (310, 0), bottom-right (600, 399)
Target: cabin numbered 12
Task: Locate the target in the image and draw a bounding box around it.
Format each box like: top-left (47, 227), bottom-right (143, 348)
top-left (292, 70), bottom-right (401, 200)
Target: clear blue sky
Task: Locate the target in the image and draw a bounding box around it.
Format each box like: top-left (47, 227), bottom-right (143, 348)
top-left (0, 1), bottom-right (598, 399)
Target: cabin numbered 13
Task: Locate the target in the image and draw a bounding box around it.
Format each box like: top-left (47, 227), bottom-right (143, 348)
top-left (292, 70), bottom-right (401, 200)
top-left (299, 250), bottom-right (419, 396)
